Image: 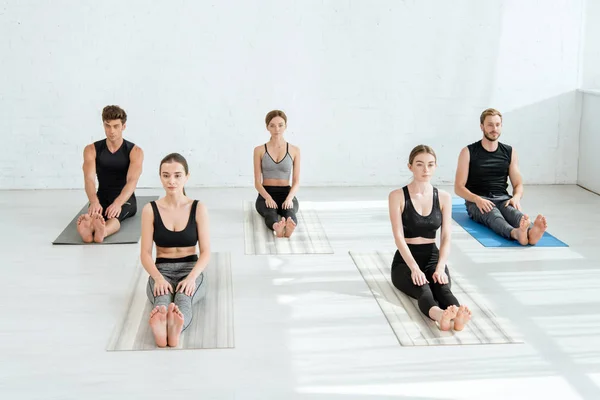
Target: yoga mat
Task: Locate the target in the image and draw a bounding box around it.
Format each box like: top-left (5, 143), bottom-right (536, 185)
top-left (349, 251), bottom-right (524, 346)
top-left (243, 201), bottom-right (333, 255)
top-left (52, 196), bottom-right (158, 245)
top-left (451, 197), bottom-right (568, 248)
top-left (107, 252), bottom-right (234, 351)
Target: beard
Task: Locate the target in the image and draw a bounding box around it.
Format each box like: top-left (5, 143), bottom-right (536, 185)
top-left (484, 131), bottom-right (500, 141)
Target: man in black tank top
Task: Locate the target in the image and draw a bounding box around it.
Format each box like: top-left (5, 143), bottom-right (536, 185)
top-left (76, 105), bottom-right (144, 243)
top-left (454, 108), bottom-right (547, 245)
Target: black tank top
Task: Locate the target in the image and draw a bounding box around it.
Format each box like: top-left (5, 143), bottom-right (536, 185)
top-left (465, 140), bottom-right (512, 197)
top-left (151, 200), bottom-right (199, 248)
top-left (94, 139), bottom-right (135, 200)
top-left (402, 186), bottom-right (442, 239)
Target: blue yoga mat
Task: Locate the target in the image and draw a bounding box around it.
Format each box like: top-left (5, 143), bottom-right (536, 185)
top-left (451, 197), bottom-right (568, 248)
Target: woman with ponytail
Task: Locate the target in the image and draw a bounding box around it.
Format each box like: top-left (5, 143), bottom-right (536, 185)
top-left (139, 153), bottom-right (211, 347)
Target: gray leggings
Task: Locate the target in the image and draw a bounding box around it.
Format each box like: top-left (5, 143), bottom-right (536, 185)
top-left (146, 260), bottom-right (206, 332)
top-left (465, 195), bottom-right (526, 239)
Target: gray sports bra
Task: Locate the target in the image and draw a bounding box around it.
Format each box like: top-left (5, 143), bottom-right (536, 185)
top-left (261, 143), bottom-right (292, 180)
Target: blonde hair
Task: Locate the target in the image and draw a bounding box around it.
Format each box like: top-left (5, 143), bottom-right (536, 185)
top-left (480, 108), bottom-right (502, 124)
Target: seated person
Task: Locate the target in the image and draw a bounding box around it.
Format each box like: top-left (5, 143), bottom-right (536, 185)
top-left (253, 110), bottom-right (301, 238)
top-left (76, 105), bottom-right (143, 243)
top-left (389, 145), bottom-right (471, 331)
top-left (140, 153), bottom-right (210, 348)
top-left (454, 108), bottom-right (547, 245)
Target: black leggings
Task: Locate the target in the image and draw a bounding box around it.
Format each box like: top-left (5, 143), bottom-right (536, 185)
top-left (255, 186), bottom-right (299, 230)
top-left (98, 193), bottom-right (137, 222)
top-left (391, 243), bottom-right (460, 319)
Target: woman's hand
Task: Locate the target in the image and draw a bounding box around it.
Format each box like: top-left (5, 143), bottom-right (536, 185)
top-left (265, 196), bottom-right (278, 209)
top-left (176, 275), bottom-right (197, 296)
top-left (153, 275), bottom-right (173, 296)
top-left (411, 268), bottom-right (428, 286)
top-left (432, 268), bottom-right (449, 285)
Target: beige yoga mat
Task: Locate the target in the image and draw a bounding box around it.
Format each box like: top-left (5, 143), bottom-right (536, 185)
top-left (349, 251), bottom-right (523, 346)
top-left (107, 252), bottom-right (234, 351)
top-left (243, 201), bottom-right (333, 255)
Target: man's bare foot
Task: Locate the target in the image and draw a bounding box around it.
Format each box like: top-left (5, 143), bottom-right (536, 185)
top-left (76, 214), bottom-right (94, 243)
top-left (511, 215), bottom-right (530, 245)
top-left (273, 218), bottom-right (286, 238)
top-left (167, 303), bottom-right (185, 347)
top-left (528, 214), bottom-right (547, 245)
top-left (453, 305), bottom-right (472, 331)
top-left (92, 214), bottom-right (106, 243)
top-left (149, 305), bottom-right (168, 348)
top-left (283, 217), bottom-right (297, 238)
top-left (439, 305), bottom-right (458, 331)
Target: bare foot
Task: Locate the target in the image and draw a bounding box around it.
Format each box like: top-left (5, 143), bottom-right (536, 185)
top-left (272, 217), bottom-right (286, 238)
top-left (92, 214), bottom-right (106, 243)
top-left (453, 305), bottom-right (472, 331)
top-left (511, 215), bottom-right (530, 245)
top-left (76, 214), bottom-right (94, 243)
top-left (283, 217), bottom-right (297, 238)
top-left (167, 303), bottom-right (185, 347)
top-left (439, 305), bottom-right (458, 331)
top-left (528, 214), bottom-right (547, 245)
top-left (149, 305), bottom-right (167, 348)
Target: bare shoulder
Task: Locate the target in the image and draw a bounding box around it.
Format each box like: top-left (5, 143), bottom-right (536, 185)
top-left (289, 143), bottom-right (300, 159)
top-left (83, 143), bottom-right (96, 157)
top-left (131, 145), bottom-right (144, 156)
top-left (389, 188), bottom-right (405, 202)
top-left (142, 202), bottom-right (154, 219)
top-left (195, 201), bottom-right (208, 217)
top-left (437, 189), bottom-right (452, 206)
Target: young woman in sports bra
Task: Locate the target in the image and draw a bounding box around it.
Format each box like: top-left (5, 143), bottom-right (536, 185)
top-left (140, 153), bottom-right (210, 347)
top-left (388, 145), bottom-right (472, 331)
top-left (253, 110), bottom-right (301, 238)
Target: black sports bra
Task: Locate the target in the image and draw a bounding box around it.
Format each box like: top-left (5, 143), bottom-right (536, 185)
top-left (401, 186), bottom-right (442, 239)
top-left (151, 200), bottom-right (199, 248)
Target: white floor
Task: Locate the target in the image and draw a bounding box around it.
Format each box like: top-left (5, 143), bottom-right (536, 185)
top-left (1, 185), bottom-right (599, 400)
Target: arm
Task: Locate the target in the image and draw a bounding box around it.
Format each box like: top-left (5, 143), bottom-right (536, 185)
top-left (114, 146), bottom-right (144, 207)
top-left (285, 146), bottom-right (301, 201)
top-left (436, 190), bottom-right (452, 271)
top-left (140, 203), bottom-right (163, 281)
top-left (253, 146), bottom-right (274, 201)
top-left (187, 203), bottom-right (211, 280)
top-left (82, 144), bottom-right (100, 205)
top-left (453, 147), bottom-right (479, 203)
top-left (508, 148), bottom-right (524, 200)
top-left (388, 190), bottom-right (420, 272)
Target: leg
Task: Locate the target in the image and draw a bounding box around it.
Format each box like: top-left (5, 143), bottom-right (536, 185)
top-left (92, 215), bottom-right (121, 243)
top-left (281, 197), bottom-right (299, 238)
top-left (117, 197), bottom-right (137, 222)
top-left (466, 201), bottom-right (529, 245)
top-left (256, 195), bottom-right (285, 236)
top-left (168, 273), bottom-right (206, 346)
top-left (426, 266), bottom-right (471, 330)
top-left (146, 276), bottom-right (175, 347)
top-left (76, 214), bottom-right (94, 243)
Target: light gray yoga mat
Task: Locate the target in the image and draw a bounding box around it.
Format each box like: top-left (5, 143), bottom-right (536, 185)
top-left (349, 251), bottom-right (524, 346)
top-left (52, 196), bottom-right (158, 245)
top-left (243, 201), bottom-right (333, 255)
top-left (107, 252), bottom-right (234, 351)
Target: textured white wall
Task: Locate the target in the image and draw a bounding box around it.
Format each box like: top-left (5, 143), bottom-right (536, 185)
top-left (582, 0), bottom-right (600, 90)
top-left (578, 92), bottom-right (600, 194)
top-left (0, 0), bottom-right (584, 189)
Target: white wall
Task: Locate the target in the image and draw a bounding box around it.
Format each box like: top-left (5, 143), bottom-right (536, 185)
top-left (0, 0), bottom-right (584, 189)
top-left (578, 92), bottom-right (600, 194)
top-left (582, 0), bottom-right (600, 90)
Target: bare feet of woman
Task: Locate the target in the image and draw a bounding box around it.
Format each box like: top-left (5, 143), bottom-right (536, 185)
top-left (149, 305), bottom-right (168, 348)
top-left (453, 305), bottom-right (472, 331)
top-left (283, 217), bottom-right (297, 238)
top-left (273, 217), bottom-right (286, 238)
top-left (167, 303), bottom-right (185, 347)
top-left (439, 305), bottom-right (458, 331)
top-left (92, 214), bottom-right (106, 243)
top-left (77, 214), bottom-right (94, 243)
top-left (528, 215), bottom-right (547, 245)
top-left (511, 215), bottom-right (530, 245)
